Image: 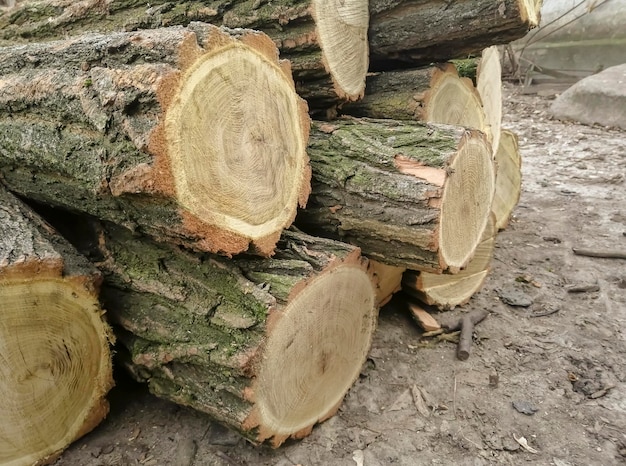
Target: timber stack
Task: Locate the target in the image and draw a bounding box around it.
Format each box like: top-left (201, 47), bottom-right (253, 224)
top-left (0, 0), bottom-right (537, 460)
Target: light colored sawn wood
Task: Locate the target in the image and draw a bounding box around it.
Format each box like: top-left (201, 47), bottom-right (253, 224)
top-left (0, 189), bottom-right (113, 466)
top-left (402, 214), bottom-right (497, 310)
top-left (477, 46), bottom-right (503, 158)
top-left (493, 130), bottom-right (523, 230)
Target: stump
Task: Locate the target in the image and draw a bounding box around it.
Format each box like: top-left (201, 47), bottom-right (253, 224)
top-left (299, 118), bottom-right (495, 273)
top-left (0, 23), bottom-right (310, 256)
top-left (0, 189), bottom-right (113, 466)
top-left (49, 216), bottom-right (378, 447)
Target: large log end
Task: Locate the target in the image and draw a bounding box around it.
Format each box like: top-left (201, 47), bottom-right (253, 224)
top-left (0, 190), bottom-right (113, 466)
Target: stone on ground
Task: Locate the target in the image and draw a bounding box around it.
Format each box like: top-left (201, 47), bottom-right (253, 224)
top-left (549, 64), bottom-right (626, 129)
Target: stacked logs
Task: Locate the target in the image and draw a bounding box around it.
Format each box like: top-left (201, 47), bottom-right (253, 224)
top-left (0, 0), bottom-right (534, 462)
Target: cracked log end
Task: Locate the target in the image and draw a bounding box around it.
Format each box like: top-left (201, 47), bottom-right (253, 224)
top-left (243, 253), bottom-right (377, 446)
top-left (0, 191), bottom-right (113, 466)
top-left (312, 0), bottom-right (369, 100)
top-left (162, 31), bottom-right (311, 256)
top-left (477, 46), bottom-right (503, 157)
top-left (439, 131), bottom-right (495, 272)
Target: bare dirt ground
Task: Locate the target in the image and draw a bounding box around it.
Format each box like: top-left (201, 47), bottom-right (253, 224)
top-left (57, 83), bottom-right (626, 466)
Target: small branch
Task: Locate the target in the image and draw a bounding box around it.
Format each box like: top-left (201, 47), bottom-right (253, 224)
top-left (441, 309), bottom-right (489, 361)
top-left (572, 248), bottom-right (626, 260)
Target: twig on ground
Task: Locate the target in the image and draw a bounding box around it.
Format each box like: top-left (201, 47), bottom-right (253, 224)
top-left (572, 248), bottom-right (626, 260)
top-left (441, 310), bottom-right (489, 360)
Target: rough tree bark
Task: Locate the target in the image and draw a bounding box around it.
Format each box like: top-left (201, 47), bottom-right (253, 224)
top-left (342, 63), bottom-right (487, 135)
top-left (0, 0), bottom-right (370, 111)
top-left (299, 117), bottom-right (495, 273)
top-left (0, 24), bottom-right (311, 256)
top-left (368, 0), bottom-right (541, 69)
top-left (492, 129), bottom-right (522, 230)
top-left (0, 189), bottom-right (113, 466)
top-left (46, 215), bottom-right (378, 447)
top-left (402, 213), bottom-right (496, 310)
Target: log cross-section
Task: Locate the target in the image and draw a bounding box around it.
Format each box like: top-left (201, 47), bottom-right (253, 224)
top-left (0, 23), bottom-right (311, 256)
top-left (49, 216), bottom-right (378, 447)
top-left (0, 0), bottom-right (370, 112)
top-left (0, 189), bottom-right (113, 466)
top-left (299, 118), bottom-right (495, 273)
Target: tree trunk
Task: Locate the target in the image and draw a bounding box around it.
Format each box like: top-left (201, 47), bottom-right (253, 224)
top-left (0, 0), bottom-right (370, 111)
top-left (492, 130), bottom-right (522, 230)
top-left (299, 118), bottom-right (495, 273)
top-left (47, 215), bottom-right (378, 447)
top-left (368, 0), bottom-right (541, 70)
top-left (477, 46), bottom-right (503, 157)
top-left (0, 24), bottom-right (311, 257)
top-left (342, 63), bottom-right (487, 135)
top-left (0, 189), bottom-right (113, 466)
top-left (402, 213), bottom-right (496, 310)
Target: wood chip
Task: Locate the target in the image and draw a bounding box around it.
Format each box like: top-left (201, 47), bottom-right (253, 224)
top-left (408, 303), bottom-right (441, 331)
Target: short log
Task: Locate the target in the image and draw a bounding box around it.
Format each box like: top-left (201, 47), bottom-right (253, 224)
top-left (368, 0), bottom-right (541, 69)
top-left (299, 117), bottom-right (495, 273)
top-left (49, 217), bottom-right (378, 447)
top-left (0, 24), bottom-right (310, 256)
top-left (0, 189), bottom-right (113, 466)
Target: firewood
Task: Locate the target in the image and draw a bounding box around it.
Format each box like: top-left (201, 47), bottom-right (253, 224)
top-left (0, 24), bottom-right (310, 257)
top-left (402, 214), bottom-right (497, 310)
top-left (368, 0), bottom-right (541, 70)
top-left (342, 63), bottom-right (487, 137)
top-left (476, 46), bottom-right (503, 157)
top-left (0, 0), bottom-right (370, 111)
top-left (369, 260), bottom-right (405, 306)
top-left (45, 213), bottom-right (378, 447)
top-left (299, 118), bottom-right (495, 273)
top-left (0, 189), bottom-right (113, 465)
top-left (493, 130), bottom-right (522, 230)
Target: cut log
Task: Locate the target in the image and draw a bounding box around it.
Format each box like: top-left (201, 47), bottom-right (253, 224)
top-left (476, 46), bottom-right (503, 157)
top-left (402, 213), bottom-right (496, 310)
top-left (0, 189), bottom-right (113, 466)
top-left (369, 259), bottom-right (405, 306)
top-left (45, 214), bottom-right (378, 447)
top-left (0, 24), bottom-right (310, 256)
top-left (299, 118), bottom-right (495, 273)
top-left (0, 0), bottom-right (370, 111)
top-left (342, 63), bottom-right (487, 135)
top-left (492, 130), bottom-right (522, 230)
top-left (368, 0), bottom-right (541, 70)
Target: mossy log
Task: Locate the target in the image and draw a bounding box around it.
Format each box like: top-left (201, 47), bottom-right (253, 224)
top-left (0, 189), bottom-right (113, 466)
top-left (368, 0), bottom-right (541, 69)
top-left (402, 213), bottom-right (496, 310)
top-left (0, 0), bottom-right (369, 112)
top-left (342, 63), bottom-right (487, 136)
top-left (0, 24), bottom-right (311, 257)
top-left (50, 217), bottom-right (378, 447)
top-left (492, 130), bottom-right (522, 230)
top-left (299, 118), bottom-right (495, 273)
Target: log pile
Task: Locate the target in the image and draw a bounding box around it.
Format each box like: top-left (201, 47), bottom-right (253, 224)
top-left (0, 0), bottom-right (535, 460)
